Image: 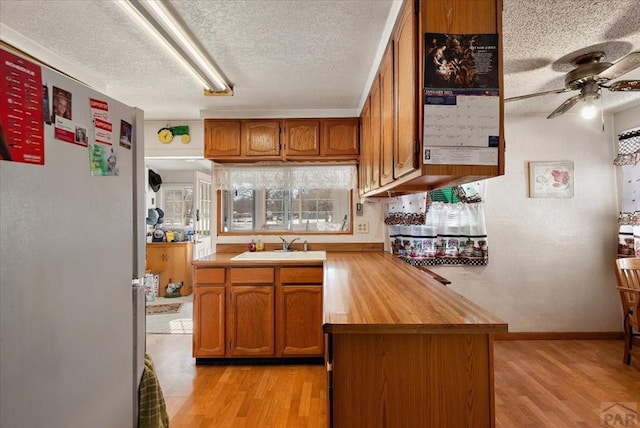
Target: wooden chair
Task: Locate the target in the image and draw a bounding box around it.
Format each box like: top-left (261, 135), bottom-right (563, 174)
top-left (615, 257), bottom-right (640, 365)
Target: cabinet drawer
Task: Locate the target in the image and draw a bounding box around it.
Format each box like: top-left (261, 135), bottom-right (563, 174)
top-left (280, 267), bottom-right (323, 284)
top-left (195, 268), bottom-right (226, 284)
top-left (230, 267), bottom-right (274, 284)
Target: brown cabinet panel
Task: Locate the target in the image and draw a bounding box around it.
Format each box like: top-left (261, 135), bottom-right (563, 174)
top-left (230, 267), bottom-right (274, 284)
top-left (380, 43), bottom-right (395, 186)
top-left (242, 120), bottom-right (281, 156)
top-left (283, 119), bottom-right (320, 156)
top-left (280, 267), bottom-right (323, 284)
top-left (360, 98), bottom-right (372, 192)
top-left (228, 286), bottom-right (275, 356)
top-left (322, 119), bottom-right (359, 156)
top-left (204, 120), bottom-right (241, 157)
top-left (278, 286), bottom-right (323, 356)
top-left (194, 267), bottom-right (225, 284)
top-left (146, 243), bottom-right (193, 296)
top-left (394, 0), bottom-right (418, 179)
top-left (193, 286), bottom-right (225, 356)
top-left (370, 76), bottom-right (381, 191)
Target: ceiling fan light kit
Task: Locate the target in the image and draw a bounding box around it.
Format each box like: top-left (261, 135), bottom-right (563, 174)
top-left (506, 49), bottom-right (640, 119)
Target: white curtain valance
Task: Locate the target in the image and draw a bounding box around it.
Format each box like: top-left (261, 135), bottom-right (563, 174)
top-left (212, 163), bottom-right (357, 190)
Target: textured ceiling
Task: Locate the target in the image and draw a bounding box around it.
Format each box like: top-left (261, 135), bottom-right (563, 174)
top-left (0, 0), bottom-right (639, 122)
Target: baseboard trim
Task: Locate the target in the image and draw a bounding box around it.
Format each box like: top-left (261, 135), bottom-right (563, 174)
top-left (494, 331), bottom-right (624, 341)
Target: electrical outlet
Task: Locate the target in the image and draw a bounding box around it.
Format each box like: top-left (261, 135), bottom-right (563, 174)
top-left (356, 222), bottom-right (369, 234)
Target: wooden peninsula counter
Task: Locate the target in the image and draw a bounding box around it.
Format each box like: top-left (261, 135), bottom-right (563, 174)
top-left (193, 251), bottom-right (507, 427)
top-left (323, 252), bottom-right (507, 428)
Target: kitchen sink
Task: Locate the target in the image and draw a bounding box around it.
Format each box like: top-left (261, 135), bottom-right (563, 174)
top-left (230, 250), bottom-right (326, 261)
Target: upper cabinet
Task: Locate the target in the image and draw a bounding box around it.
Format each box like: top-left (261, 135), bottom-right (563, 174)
top-left (321, 119), bottom-right (359, 157)
top-left (283, 119), bottom-right (321, 156)
top-left (242, 120), bottom-right (281, 157)
top-left (204, 120), bottom-right (241, 158)
top-left (204, 118), bottom-right (358, 162)
top-left (393, 0), bottom-right (419, 180)
top-left (359, 0), bottom-right (504, 197)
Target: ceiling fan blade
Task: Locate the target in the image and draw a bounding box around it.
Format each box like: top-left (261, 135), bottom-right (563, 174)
top-left (597, 51), bottom-right (640, 80)
top-left (605, 80), bottom-right (640, 91)
top-left (547, 93), bottom-right (582, 119)
top-left (505, 88), bottom-right (570, 102)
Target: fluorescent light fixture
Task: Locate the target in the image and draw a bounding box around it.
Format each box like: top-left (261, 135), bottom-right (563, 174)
top-left (118, 0), bottom-right (232, 96)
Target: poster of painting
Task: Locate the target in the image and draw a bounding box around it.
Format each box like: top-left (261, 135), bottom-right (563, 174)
top-left (528, 161), bottom-right (574, 198)
top-left (89, 143), bottom-right (118, 176)
top-left (424, 33), bottom-right (499, 89)
top-left (0, 49), bottom-right (45, 165)
top-left (119, 120), bottom-right (132, 149)
top-left (51, 86), bottom-right (72, 121)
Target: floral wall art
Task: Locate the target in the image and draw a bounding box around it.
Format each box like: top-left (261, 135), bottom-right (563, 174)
top-left (528, 161), bottom-right (574, 198)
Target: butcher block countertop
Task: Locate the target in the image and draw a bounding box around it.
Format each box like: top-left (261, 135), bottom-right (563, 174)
top-left (193, 251), bottom-right (507, 335)
top-left (322, 251), bottom-right (507, 335)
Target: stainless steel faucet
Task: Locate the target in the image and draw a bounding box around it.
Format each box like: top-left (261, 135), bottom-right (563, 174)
top-left (279, 236), bottom-right (300, 251)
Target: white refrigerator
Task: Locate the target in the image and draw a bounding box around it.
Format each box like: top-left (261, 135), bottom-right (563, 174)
top-left (0, 47), bottom-right (146, 428)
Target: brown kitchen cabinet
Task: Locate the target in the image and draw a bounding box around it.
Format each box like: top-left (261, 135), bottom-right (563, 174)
top-left (227, 267), bottom-right (275, 356)
top-left (359, 0), bottom-right (504, 197)
top-left (283, 119), bottom-right (321, 157)
top-left (204, 118), bottom-right (358, 162)
top-left (203, 120), bottom-right (241, 158)
top-left (277, 267), bottom-right (324, 356)
top-left (192, 268), bottom-right (226, 357)
top-left (379, 42), bottom-right (395, 187)
top-left (321, 118), bottom-right (359, 157)
top-left (228, 285), bottom-right (275, 356)
top-left (145, 242), bottom-right (193, 296)
top-left (393, 0), bottom-right (419, 180)
top-left (242, 120), bottom-right (281, 157)
top-left (359, 97), bottom-right (372, 192)
top-left (369, 76), bottom-right (381, 191)
top-left (192, 262), bottom-right (324, 360)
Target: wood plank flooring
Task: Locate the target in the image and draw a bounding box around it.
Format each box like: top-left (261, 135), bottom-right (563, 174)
top-left (146, 335), bottom-right (640, 427)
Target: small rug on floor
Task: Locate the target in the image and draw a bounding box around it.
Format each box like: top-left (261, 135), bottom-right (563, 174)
top-left (146, 296), bottom-right (193, 334)
top-left (146, 303), bottom-right (183, 315)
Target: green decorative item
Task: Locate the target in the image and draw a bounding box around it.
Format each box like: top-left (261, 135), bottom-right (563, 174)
top-left (157, 125), bottom-right (190, 144)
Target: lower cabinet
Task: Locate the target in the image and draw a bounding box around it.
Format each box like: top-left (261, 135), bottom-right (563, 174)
top-left (192, 268), bottom-right (225, 357)
top-left (228, 286), bottom-right (275, 356)
top-left (193, 285), bottom-right (225, 356)
top-left (192, 264), bottom-right (324, 359)
top-left (278, 286), bottom-right (323, 356)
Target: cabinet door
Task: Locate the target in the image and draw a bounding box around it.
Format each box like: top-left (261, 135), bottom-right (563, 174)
top-left (394, 0), bottom-right (418, 178)
top-left (193, 286), bottom-right (225, 357)
top-left (369, 76), bottom-right (381, 191)
top-left (359, 98), bottom-right (372, 193)
top-left (242, 120), bottom-right (281, 157)
top-left (163, 245), bottom-right (192, 296)
top-left (321, 119), bottom-right (359, 156)
top-left (228, 286), bottom-right (275, 356)
top-left (283, 119), bottom-right (320, 156)
top-left (278, 285), bottom-right (323, 356)
top-left (380, 42), bottom-right (395, 186)
top-left (204, 120), bottom-right (241, 158)
top-left (146, 245), bottom-right (168, 296)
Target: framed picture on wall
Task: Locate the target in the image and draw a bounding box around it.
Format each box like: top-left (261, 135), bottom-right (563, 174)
top-left (528, 161), bottom-right (574, 198)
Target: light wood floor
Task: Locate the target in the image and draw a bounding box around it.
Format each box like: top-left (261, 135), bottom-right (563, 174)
top-left (146, 335), bottom-right (640, 427)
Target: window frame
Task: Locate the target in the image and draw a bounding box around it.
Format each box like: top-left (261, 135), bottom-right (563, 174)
top-left (217, 189), bottom-right (353, 236)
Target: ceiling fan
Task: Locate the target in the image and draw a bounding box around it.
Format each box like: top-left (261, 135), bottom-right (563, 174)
top-left (505, 50), bottom-right (640, 119)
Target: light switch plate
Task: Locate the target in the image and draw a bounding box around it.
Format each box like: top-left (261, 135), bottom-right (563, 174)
top-left (356, 202), bottom-right (363, 216)
top-left (356, 222), bottom-right (369, 234)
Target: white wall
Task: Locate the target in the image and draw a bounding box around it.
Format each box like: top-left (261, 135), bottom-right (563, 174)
top-left (144, 120), bottom-right (204, 158)
top-left (613, 105), bottom-right (640, 135)
top-left (430, 113), bottom-right (623, 332)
